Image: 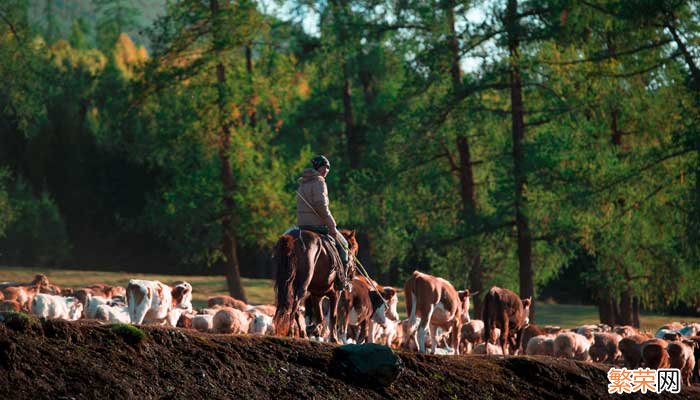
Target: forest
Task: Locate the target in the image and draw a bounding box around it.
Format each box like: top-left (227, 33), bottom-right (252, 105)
top-left (1, 0), bottom-right (699, 325)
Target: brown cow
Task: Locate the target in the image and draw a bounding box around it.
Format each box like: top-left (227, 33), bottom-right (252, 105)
top-left (0, 274), bottom-right (49, 291)
top-left (482, 286), bottom-right (531, 355)
top-left (404, 271), bottom-right (474, 354)
top-left (338, 277), bottom-right (398, 344)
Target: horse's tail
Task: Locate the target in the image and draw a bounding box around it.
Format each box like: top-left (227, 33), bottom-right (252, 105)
top-left (273, 234), bottom-right (297, 337)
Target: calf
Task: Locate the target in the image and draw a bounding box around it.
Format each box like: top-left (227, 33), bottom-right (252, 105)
top-left (619, 334), bottom-right (651, 369)
top-left (668, 340), bottom-right (696, 386)
top-left (212, 307), bottom-right (252, 334)
top-left (482, 286), bottom-right (531, 355)
top-left (127, 280), bottom-right (193, 326)
top-left (526, 335), bottom-right (556, 356)
top-left (0, 274), bottom-right (49, 291)
top-left (31, 294), bottom-right (83, 321)
top-left (404, 271), bottom-right (474, 354)
top-left (248, 304), bottom-right (276, 318)
top-left (339, 276), bottom-right (397, 344)
top-left (589, 332), bottom-right (622, 363)
top-left (460, 320), bottom-right (485, 354)
top-left (208, 295), bottom-right (247, 311)
top-left (641, 338), bottom-right (670, 369)
top-left (553, 332), bottom-right (593, 361)
top-left (85, 295), bottom-right (111, 319)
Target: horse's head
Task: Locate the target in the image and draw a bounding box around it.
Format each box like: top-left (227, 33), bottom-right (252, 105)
top-left (339, 229), bottom-right (359, 256)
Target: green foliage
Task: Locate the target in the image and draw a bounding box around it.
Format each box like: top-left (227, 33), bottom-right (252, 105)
top-left (109, 323), bottom-right (146, 345)
top-left (0, 177), bottom-right (71, 266)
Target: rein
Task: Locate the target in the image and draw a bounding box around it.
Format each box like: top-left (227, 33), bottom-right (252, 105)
top-left (295, 190), bottom-right (391, 310)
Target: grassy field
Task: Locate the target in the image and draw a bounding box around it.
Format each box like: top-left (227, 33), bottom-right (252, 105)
top-left (2, 266), bottom-right (699, 331)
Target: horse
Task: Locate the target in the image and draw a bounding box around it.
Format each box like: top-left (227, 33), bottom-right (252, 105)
top-left (273, 228), bottom-right (358, 342)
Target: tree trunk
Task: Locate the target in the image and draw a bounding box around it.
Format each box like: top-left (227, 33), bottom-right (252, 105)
top-left (342, 66), bottom-right (359, 169)
top-left (632, 296), bottom-right (640, 328)
top-left (446, 0), bottom-right (483, 317)
top-left (506, 0), bottom-right (535, 321)
top-left (617, 289), bottom-right (632, 326)
top-left (211, 0), bottom-right (247, 302)
top-left (597, 290), bottom-right (615, 326)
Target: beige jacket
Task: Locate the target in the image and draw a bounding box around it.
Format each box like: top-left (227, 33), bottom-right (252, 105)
top-left (296, 168), bottom-right (337, 229)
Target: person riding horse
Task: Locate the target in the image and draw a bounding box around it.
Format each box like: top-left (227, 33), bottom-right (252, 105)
top-left (296, 155), bottom-right (350, 272)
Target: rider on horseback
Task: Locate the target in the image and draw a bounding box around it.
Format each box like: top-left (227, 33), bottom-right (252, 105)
top-left (296, 155), bottom-right (350, 271)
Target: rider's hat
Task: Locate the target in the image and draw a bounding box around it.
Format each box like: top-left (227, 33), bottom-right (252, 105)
top-left (311, 155), bottom-right (330, 170)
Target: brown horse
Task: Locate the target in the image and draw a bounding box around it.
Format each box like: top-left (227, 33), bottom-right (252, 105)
top-left (274, 228), bottom-right (358, 341)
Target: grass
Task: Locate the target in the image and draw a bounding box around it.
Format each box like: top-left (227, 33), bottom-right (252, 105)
top-left (3, 266), bottom-right (700, 331)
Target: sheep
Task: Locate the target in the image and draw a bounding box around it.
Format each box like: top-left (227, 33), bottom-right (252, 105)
top-left (668, 340), bottom-right (696, 386)
top-left (588, 332), bottom-right (622, 363)
top-left (553, 332), bottom-right (592, 361)
top-left (208, 295), bottom-right (247, 311)
top-left (212, 307), bottom-right (252, 334)
top-left (526, 334), bottom-right (556, 357)
top-left (641, 338), bottom-right (670, 369)
top-left (192, 314), bottom-right (215, 333)
top-left (619, 334), bottom-right (651, 369)
top-left (31, 293), bottom-right (83, 321)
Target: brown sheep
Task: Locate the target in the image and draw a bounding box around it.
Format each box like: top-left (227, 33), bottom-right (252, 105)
top-left (212, 307), bottom-right (252, 334)
top-left (668, 340), bottom-right (696, 386)
top-left (589, 332), bottom-right (622, 363)
top-left (641, 338), bottom-right (670, 369)
top-left (619, 334), bottom-right (651, 368)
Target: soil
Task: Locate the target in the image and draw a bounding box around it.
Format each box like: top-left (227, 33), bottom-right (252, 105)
top-left (1, 313), bottom-right (699, 400)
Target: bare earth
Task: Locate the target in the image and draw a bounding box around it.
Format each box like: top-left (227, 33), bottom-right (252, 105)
top-left (1, 314), bottom-right (699, 400)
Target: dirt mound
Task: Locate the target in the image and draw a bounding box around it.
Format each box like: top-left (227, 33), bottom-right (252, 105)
top-left (1, 313), bottom-right (698, 399)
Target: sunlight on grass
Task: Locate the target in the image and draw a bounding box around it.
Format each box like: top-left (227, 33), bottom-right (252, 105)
top-left (3, 266), bottom-right (700, 331)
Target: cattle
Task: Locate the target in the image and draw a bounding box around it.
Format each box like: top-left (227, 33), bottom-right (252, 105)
top-left (553, 332), bottom-right (593, 361)
top-left (373, 318), bottom-right (399, 346)
top-left (338, 276), bottom-right (398, 344)
top-left (212, 307), bottom-right (252, 334)
top-left (589, 332), bottom-right (622, 363)
top-left (641, 338), bottom-right (670, 369)
top-left (619, 334), bottom-right (652, 369)
top-left (127, 280), bottom-right (193, 326)
top-left (482, 286), bottom-right (531, 355)
top-left (460, 320), bottom-right (484, 354)
top-left (404, 271), bottom-right (474, 355)
top-left (526, 335), bottom-right (556, 356)
top-left (0, 291), bottom-right (3, 301)
top-left (668, 340), bottom-right (696, 386)
top-left (31, 294), bottom-right (83, 321)
top-left (208, 295), bottom-right (247, 311)
top-left (0, 300), bottom-right (21, 312)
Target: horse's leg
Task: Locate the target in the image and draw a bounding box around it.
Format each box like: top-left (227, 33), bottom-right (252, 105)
top-left (310, 296), bottom-right (324, 338)
top-left (327, 290), bottom-right (340, 343)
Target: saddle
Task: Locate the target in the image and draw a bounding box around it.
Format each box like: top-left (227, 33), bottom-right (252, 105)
top-left (286, 226), bottom-right (351, 290)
